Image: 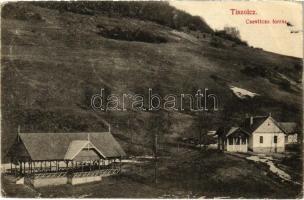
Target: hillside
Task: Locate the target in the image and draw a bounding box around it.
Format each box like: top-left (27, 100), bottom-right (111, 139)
top-left (1, 2), bottom-right (302, 160)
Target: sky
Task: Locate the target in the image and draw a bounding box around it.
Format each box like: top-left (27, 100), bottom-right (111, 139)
top-left (170, 1), bottom-right (303, 58)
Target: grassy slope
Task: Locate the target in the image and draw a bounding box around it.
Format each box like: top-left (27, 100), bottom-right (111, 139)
top-left (2, 149), bottom-right (302, 198)
top-left (1, 2), bottom-right (302, 159)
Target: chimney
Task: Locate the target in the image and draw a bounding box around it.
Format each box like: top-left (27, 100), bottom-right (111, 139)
top-left (250, 116), bottom-right (253, 126)
top-left (87, 133), bottom-right (90, 150)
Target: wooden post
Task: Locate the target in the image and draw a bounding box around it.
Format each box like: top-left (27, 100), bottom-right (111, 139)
top-left (10, 159), bottom-right (12, 174)
top-left (14, 162), bottom-right (17, 176)
top-left (233, 138), bottom-right (235, 151)
top-left (23, 162), bottom-right (26, 175)
top-left (49, 161), bottom-right (52, 172)
top-left (120, 157), bottom-right (122, 172)
top-left (217, 138), bottom-right (220, 150)
top-left (19, 161), bottom-right (22, 175)
top-left (72, 161), bottom-right (74, 172)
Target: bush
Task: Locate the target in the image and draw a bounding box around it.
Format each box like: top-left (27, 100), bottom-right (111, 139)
top-left (241, 66), bottom-right (270, 77)
top-left (241, 66), bottom-right (294, 92)
top-left (2, 3), bottom-right (43, 21)
top-left (278, 79), bottom-right (292, 91)
top-left (35, 1), bottom-right (213, 34)
top-left (214, 27), bottom-right (248, 46)
top-left (209, 37), bottom-right (225, 48)
top-left (97, 26), bottom-right (167, 43)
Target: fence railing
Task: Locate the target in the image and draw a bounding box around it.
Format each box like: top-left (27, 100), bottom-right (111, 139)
top-left (21, 169), bottom-right (121, 179)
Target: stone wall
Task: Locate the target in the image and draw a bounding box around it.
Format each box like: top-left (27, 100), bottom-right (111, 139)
top-left (30, 176), bottom-right (68, 187)
top-left (252, 146), bottom-right (285, 153)
top-left (68, 175), bottom-right (102, 185)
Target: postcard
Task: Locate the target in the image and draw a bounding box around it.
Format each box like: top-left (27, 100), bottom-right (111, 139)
top-left (1, 1), bottom-right (302, 198)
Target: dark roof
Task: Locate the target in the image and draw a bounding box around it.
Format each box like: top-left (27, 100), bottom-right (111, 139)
top-left (216, 115), bottom-right (292, 137)
top-left (241, 116), bottom-right (269, 134)
top-left (216, 127), bottom-right (250, 138)
top-left (12, 132), bottom-right (126, 161)
top-left (277, 122), bottom-right (297, 134)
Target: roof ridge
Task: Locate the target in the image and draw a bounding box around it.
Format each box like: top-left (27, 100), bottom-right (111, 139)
top-left (245, 115), bottom-right (268, 119)
top-left (16, 131), bottom-right (125, 160)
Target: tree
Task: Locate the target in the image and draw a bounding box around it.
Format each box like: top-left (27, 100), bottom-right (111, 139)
top-left (194, 111), bottom-right (215, 150)
top-left (148, 110), bottom-right (171, 185)
top-left (223, 26), bottom-right (240, 39)
top-left (83, 85), bottom-right (95, 109)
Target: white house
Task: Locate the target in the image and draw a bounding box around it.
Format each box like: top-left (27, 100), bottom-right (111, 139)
top-left (277, 122), bottom-right (298, 144)
top-left (217, 114), bottom-right (288, 153)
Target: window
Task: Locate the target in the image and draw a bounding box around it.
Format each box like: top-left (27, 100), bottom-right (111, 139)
top-left (274, 136), bottom-right (277, 144)
top-left (260, 136), bottom-right (263, 143)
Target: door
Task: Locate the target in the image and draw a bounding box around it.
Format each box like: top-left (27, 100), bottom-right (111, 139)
top-left (274, 136), bottom-right (278, 153)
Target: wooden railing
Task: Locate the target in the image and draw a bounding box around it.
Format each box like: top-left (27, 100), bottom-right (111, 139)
top-left (73, 169), bottom-right (120, 177)
top-left (24, 169), bottom-right (121, 179)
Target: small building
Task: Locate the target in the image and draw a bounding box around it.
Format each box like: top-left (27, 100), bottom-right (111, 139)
top-left (217, 127), bottom-right (249, 152)
top-left (277, 122), bottom-right (298, 144)
top-left (217, 114), bottom-right (288, 153)
top-left (7, 131), bottom-right (126, 187)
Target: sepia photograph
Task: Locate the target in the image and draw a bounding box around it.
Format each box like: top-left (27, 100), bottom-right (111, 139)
top-left (1, 1), bottom-right (303, 198)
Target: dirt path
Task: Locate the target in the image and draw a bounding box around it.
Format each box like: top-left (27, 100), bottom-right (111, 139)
top-left (246, 155), bottom-right (301, 185)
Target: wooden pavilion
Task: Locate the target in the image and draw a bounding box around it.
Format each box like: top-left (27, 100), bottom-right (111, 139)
top-left (8, 131), bottom-right (126, 176)
top-left (217, 127), bottom-right (249, 152)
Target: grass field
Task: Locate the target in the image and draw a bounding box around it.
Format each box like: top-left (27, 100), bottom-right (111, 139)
top-left (1, 2), bottom-right (302, 160)
top-left (1, 2), bottom-right (302, 198)
top-left (2, 148), bottom-right (302, 198)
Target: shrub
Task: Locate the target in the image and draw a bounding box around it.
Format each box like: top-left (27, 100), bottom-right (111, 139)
top-left (2, 3), bottom-right (43, 21)
top-left (97, 26), bottom-right (167, 43)
top-left (278, 79), bottom-right (292, 91)
top-left (214, 26), bottom-right (248, 46)
top-left (209, 37), bottom-right (225, 48)
top-left (35, 1), bottom-right (213, 34)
